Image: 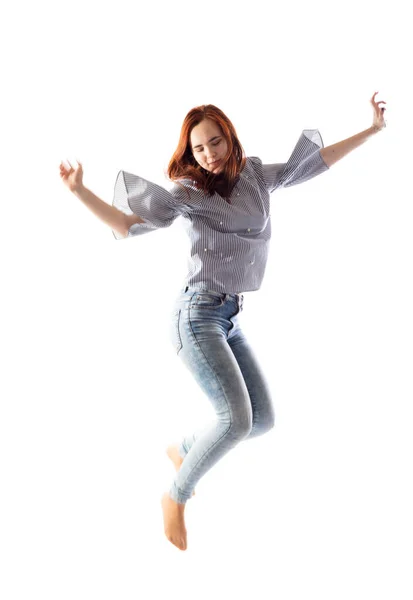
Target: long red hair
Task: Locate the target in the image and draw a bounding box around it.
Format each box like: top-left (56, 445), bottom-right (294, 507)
top-left (166, 104), bottom-right (247, 203)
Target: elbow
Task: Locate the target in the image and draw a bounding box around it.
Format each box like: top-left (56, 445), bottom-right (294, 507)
top-left (112, 214), bottom-right (145, 239)
top-left (112, 215), bottom-right (130, 239)
top-left (112, 226), bottom-right (129, 239)
top-left (120, 213), bottom-right (145, 238)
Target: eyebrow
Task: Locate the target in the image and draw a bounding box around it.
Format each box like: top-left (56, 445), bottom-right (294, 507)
top-left (192, 136), bottom-right (221, 150)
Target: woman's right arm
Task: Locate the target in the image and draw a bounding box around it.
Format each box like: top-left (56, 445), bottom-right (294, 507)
top-left (74, 185), bottom-right (144, 238)
top-left (60, 159), bottom-right (144, 238)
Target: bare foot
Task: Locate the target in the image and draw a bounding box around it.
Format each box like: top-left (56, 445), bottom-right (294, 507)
top-left (166, 444), bottom-right (196, 497)
top-left (161, 492), bottom-right (187, 551)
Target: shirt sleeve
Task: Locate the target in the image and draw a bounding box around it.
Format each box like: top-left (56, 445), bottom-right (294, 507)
top-left (260, 129), bottom-right (329, 193)
top-left (112, 171), bottom-right (188, 240)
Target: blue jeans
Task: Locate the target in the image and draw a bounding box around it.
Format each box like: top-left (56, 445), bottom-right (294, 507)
top-left (168, 286), bottom-right (275, 504)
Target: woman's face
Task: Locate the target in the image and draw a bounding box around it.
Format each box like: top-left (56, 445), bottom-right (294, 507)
top-left (190, 118), bottom-right (228, 174)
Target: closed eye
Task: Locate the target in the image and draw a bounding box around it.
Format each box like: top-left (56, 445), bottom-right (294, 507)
top-left (196, 140), bottom-right (221, 152)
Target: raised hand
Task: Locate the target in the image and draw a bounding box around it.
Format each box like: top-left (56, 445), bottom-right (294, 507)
top-left (59, 159), bottom-right (84, 193)
top-left (371, 91), bottom-right (387, 131)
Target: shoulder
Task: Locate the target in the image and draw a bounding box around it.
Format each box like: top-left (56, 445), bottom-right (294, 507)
top-left (244, 156), bottom-right (264, 179)
top-left (246, 156), bottom-right (262, 166)
top-left (245, 156), bottom-right (263, 171)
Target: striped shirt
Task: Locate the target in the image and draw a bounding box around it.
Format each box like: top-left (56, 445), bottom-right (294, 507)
top-left (112, 129), bottom-right (329, 294)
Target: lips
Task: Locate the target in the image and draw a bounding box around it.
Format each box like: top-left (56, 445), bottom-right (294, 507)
top-left (209, 160), bottom-right (221, 167)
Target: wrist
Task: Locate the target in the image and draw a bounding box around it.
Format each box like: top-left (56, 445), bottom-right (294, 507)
top-left (371, 123), bottom-right (385, 133)
top-left (73, 183), bottom-right (86, 196)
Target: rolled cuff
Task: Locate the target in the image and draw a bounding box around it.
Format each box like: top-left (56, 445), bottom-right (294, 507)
top-left (278, 129), bottom-right (329, 189)
top-left (260, 129), bottom-right (329, 193)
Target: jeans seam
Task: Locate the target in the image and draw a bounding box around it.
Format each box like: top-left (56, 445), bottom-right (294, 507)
top-left (181, 308), bottom-right (234, 480)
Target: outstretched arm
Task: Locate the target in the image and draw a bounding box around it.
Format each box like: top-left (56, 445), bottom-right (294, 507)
top-left (73, 185), bottom-right (142, 238)
top-left (60, 159), bottom-right (144, 238)
top-left (319, 91), bottom-right (387, 168)
top-left (320, 126), bottom-right (380, 167)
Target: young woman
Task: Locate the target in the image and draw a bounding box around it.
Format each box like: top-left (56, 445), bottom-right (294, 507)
top-left (59, 92), bottom-right (387, 552)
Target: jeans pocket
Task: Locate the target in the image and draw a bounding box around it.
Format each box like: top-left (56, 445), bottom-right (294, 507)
top-left (170, 308), bottom-right (183, 354)
top-left (191, 292), bottom-right (224, 309)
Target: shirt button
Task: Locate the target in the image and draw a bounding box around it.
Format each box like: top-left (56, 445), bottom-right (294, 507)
top-left (237, 193), bottom-right (240, 196)
top-left (204, 248), bottom-right (207, 251)
top-left (220, 221), bottom-right (223, 225)
top-left (247, 228), bottom-right (251, 232)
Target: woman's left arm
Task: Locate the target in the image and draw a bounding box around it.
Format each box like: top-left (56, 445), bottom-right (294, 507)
top-left (320, 92), bottom-right (387, 168)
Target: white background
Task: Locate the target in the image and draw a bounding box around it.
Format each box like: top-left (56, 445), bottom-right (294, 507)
top-left (1, 0), bottom-right (412, 598)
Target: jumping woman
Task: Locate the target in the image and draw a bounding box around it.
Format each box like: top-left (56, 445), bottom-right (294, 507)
top-left (59, 92), bottom-right (387, 551)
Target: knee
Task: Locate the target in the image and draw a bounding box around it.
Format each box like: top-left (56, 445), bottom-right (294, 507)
top-left (230, 417), bottom-right (253, 441)
top-left (251, 413), bottom-right (276, 438)
top-left (259, 418), bottom-right (275, 436)
top-left (265, 405), bottom-right (276, 432)
top-left (227, 409), bottom-right (275, 440)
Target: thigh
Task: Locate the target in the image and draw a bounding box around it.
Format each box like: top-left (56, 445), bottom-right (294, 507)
top-left (228, 319), bottom-right (275, 429)
top-left (171, 296), bottom-right (253, 431)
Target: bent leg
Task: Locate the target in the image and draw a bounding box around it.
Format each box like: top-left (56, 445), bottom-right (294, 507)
top-left (169, 315), bottom-right (253, 504)
top-left (177, 318), bottom-right (275, 462)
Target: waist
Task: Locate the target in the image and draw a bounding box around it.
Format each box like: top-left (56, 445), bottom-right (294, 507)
top-left (182, 284), bottom-right (243, 298)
